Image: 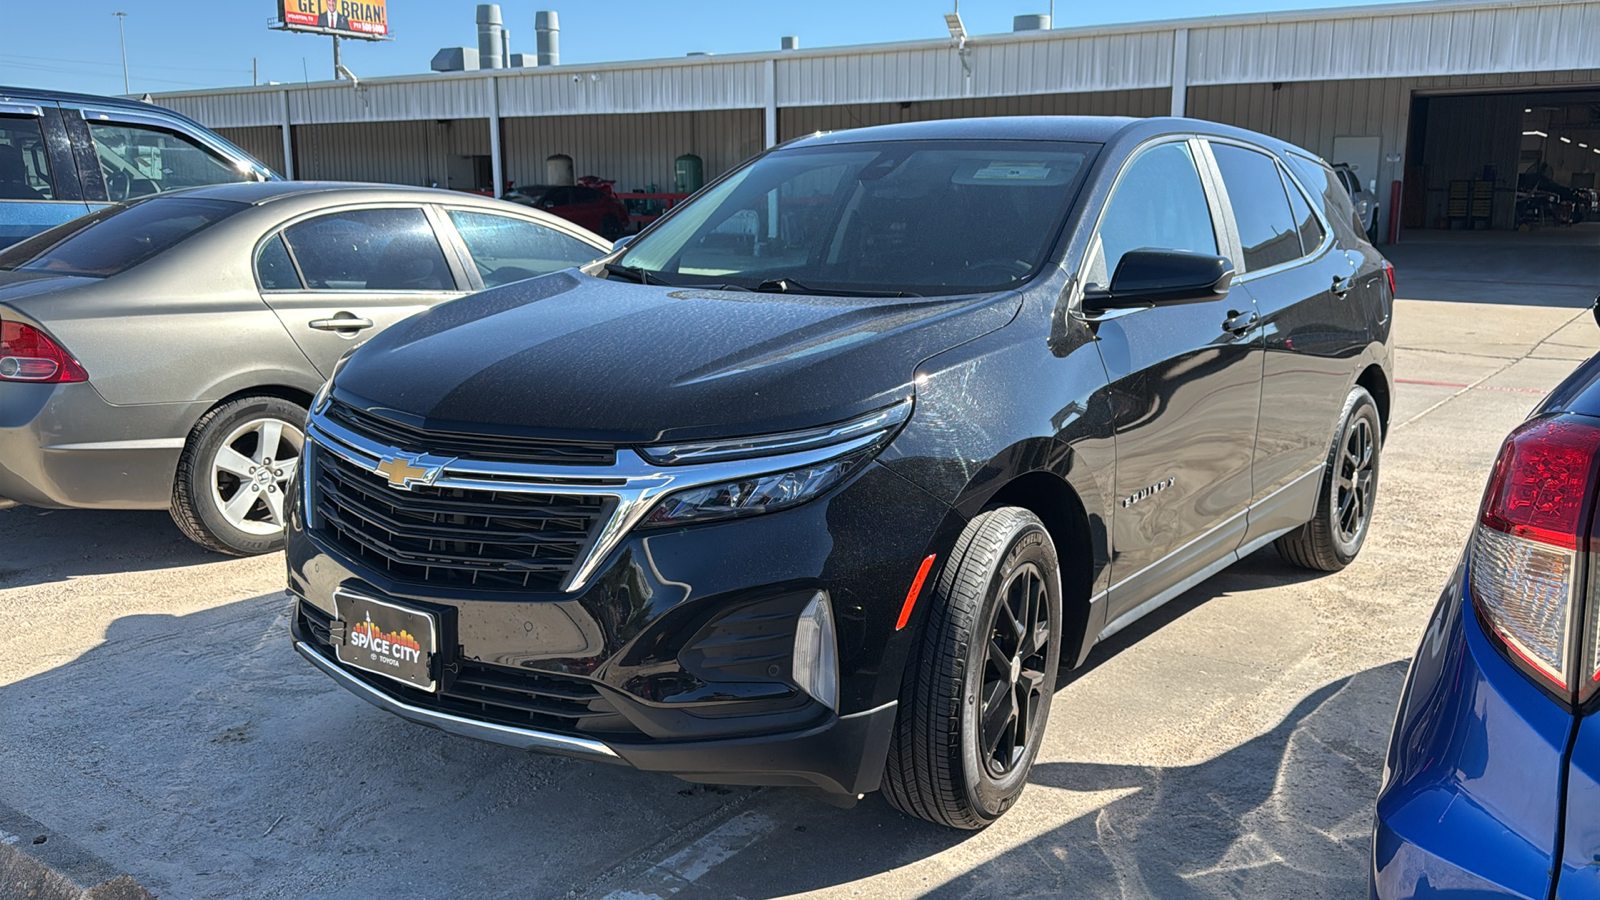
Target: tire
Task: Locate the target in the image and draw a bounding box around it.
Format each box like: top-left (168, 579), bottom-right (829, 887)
top-left (883, 507), bottom-right (1063, 829)
top-left (1275, 387), bottom-right (1381, 572)
top-left (170, 395), bottom-right (307, 556)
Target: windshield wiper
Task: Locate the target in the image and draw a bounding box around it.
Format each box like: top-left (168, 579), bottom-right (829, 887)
top-left (603, 262), bottom-right (672, 286)
top-left (754, 278), bottom-right (920, 299)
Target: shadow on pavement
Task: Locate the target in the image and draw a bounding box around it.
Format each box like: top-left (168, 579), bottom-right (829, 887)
top-left (0, 506), bottom-right (223, 588)
top-left (0, 549), bottom-right (1398, 899)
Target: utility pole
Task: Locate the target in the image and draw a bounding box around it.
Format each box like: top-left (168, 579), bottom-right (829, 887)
top-left (253, 57), bottom-right (258, 86)
top-left (332, 35), bottom-right (341, 80)
top-left (113, 12), bottom-right (130, 94)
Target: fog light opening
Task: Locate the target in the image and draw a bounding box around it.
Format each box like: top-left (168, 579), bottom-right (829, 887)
top-left (792, 591), bottom-right (838, 711)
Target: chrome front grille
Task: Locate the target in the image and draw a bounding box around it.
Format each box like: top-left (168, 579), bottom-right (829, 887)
top-left (324, 400), bottom-right (616, 466)
top-left (314, 450), bottom-right (611, 592)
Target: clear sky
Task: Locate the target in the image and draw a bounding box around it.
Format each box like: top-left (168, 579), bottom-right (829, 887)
top-left (3, 0), bottom-right (1410, 97)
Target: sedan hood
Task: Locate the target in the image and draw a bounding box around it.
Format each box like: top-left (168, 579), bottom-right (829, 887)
top-left (336, 271), bottom-right (1021, 444)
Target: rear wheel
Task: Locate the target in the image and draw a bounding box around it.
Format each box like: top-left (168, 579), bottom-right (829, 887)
top-left (170, 395), bottom-right (307, 556)
top-left (883, 507), bottom-right (1062, 829)
top-left (1276, 387), bottom-right (1381, 571)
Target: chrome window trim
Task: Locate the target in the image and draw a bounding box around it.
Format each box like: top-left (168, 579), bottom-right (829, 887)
top-left (1202, 136), bottom-right (1336, 285)
top-left (306, 407), bottom-right (885, 594)
top-left (0, 103), bottom-right (45, 118)
top-left (74, 105), bottom-right (263, 175)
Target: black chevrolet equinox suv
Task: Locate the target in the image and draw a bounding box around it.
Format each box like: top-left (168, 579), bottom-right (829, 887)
top-left (286, 116), bottom-right (1394, 829)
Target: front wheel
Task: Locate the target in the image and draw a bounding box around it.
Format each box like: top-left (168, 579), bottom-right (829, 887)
top-left (170, 395), bottom-right (307, 555)
top-left (1275, 386), bottom-right (1381, 572)
top-left (883, 507), bottom-right (1063, 829)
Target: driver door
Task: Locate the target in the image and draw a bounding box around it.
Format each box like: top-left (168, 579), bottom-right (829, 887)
top-left (1085, 139), bottom-right (1264, 625)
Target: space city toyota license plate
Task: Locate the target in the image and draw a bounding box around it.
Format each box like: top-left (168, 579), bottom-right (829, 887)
top-left (334, 590), bottom-right (438, 692)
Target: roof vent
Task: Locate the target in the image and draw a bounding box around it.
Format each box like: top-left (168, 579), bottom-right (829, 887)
top-left (1013, 14), bottom-right (1051, 31)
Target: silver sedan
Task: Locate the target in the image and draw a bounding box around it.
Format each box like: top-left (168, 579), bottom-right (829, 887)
top-left (0, 181), bottom-right (611, 553)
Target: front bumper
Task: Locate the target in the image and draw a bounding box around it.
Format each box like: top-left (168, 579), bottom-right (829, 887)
top-left (1371, 561), bottom-right (1573, 899)
top-left (287, 444), bottom-right (962, 794)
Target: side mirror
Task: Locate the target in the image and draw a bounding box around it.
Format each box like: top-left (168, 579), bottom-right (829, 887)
top-left (1083, 250), bottom-right (1235, 312)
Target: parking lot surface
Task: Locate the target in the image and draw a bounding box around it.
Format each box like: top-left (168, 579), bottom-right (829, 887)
top-left (2, 244), bottom-right (1595, 898)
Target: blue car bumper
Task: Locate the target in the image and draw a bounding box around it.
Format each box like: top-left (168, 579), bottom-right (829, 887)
top-left (1372, 559), bottom-right (1576, 899)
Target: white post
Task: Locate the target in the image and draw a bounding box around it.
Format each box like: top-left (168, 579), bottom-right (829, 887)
top-left (1170, 28), bottom-right (1189, 118)
top-left (279, 89), bottom-right (295, 179)
top-left (764, 58), bottom-right (778, 149)
top-left (488, 75), bottom-right (503, 197)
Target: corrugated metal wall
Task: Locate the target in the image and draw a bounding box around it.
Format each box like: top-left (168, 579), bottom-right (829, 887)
top-left (780, 89), bottom-right (1171, 140)
top-left (213, 125), bottom-right (285, 174)
top-left (292, 118), bottom-right (489, 187)
top-left (502, 109), bottom-right (762, 191)
top-left (498, 61), bottom-right (767, 116)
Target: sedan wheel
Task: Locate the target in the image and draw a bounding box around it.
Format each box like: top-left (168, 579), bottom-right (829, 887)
top-left (171, 395), bottom-right (309, 555)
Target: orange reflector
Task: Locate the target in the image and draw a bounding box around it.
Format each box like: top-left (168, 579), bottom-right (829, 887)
top-left (896, 554), bottom-right (938, 631)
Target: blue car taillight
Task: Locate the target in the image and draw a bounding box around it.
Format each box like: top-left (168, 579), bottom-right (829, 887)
top-left (1471, 415), bottom-right (1600, 704)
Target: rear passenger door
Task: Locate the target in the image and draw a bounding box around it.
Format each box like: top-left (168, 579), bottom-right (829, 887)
top-left (0, 101), bottom-right (90, 245)
top-left (1205, 140), bottom-right (1370, 546)
top-left (1087, 138), bottom-right (1263, 622)
top-left (256, 205), bottom-right (469, 376)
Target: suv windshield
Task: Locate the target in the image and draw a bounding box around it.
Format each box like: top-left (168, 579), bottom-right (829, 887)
top-left (0, 196), bottom-right (246, 278)
top-left (618, 140), bottom-right (1096, 297)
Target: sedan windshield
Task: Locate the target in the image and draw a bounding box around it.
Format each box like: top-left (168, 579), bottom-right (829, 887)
top-left (618, 140), bottom-right (1095, 297)
top-left (0, 196), bottom-right (247, 278)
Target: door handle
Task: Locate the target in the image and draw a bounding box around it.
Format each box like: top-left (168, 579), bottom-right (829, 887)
top-left (309, 315), bottom-right (374, 332)
top-left (1332, 275), bottom-right (1354, 299)
top-left (1222, 309), bottom-right (1258, 335)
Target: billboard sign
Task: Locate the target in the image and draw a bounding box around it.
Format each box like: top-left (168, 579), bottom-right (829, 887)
top-left (277, 1), bottom-right (389, 39)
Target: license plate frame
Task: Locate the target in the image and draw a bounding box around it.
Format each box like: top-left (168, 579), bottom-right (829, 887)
top-left (333, 589), bottom-right (439, 693)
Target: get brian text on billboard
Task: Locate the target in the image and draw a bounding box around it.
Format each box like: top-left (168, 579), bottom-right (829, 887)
top-left (278, 1), bottom-right (388, 39)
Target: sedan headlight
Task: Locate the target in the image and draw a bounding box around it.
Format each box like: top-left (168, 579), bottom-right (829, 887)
top-left (638, 400), bottom-right (911, 527)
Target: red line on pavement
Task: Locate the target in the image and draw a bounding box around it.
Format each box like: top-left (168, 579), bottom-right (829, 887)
top-left (1396, 377), bottom-right (1547, 395)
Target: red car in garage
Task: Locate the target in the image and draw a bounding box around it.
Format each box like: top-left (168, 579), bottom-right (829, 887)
top-left (505, 183), bottom-right (630, 239)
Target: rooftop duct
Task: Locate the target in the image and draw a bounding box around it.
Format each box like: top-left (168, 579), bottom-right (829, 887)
top-left (1013, 14), bottom-right (1052, 31)
top-left (536, 11), bottom-right (559, 67)
top-left (477, 4), bottom-right (504, 69)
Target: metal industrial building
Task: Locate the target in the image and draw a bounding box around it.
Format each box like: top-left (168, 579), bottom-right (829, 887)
top-left (150, 0), bottom-right (1600, 240)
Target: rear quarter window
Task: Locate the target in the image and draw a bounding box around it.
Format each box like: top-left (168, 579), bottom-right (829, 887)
top-left (1286, 153), bottom-right (1366, 245)
top-left (0, 196), bottom-right (246, 277)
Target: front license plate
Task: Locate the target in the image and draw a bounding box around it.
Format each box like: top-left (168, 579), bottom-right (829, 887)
top-left (334, 590), bottom-right (438, 692)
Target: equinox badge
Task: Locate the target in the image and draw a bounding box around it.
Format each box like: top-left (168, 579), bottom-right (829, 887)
top-left (1122, 477), bottom-right (1175, 508)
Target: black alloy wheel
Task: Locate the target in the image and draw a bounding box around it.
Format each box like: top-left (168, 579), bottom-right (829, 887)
top-left (884, 507), bottom-right (1063, 829)
top-left (1276, 386), bottom-right (1382, 572)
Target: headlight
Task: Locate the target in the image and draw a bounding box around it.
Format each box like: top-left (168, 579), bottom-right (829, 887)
top-left (311, 351), bottom-right (357, 415)
top-left (638, 400), bottom-right (911, 465)
top-left (642, 447), bottom-right (873, 527)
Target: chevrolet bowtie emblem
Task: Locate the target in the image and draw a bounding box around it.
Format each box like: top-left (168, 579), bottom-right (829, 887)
top-left (374, 453), bottom-right (452, 490)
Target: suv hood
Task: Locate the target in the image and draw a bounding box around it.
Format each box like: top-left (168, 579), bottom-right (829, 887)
top-left (335, 270), bottom-right (1022, 444)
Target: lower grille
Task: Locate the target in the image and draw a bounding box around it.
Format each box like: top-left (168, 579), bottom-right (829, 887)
top-left (298, 601), bottom-right (638, 737)
top-left (312, 449), bottom-right (612, 593)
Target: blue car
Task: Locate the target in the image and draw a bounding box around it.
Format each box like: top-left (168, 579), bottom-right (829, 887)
top-left (0, 86), bottom-right (277, 246)
top-left (1374, 343), bottom-right (1600, 898)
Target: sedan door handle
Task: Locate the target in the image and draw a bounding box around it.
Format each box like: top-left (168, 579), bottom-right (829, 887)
top-left (1222, 310), bottom-right (1258, 335)
top-left (309, 316), bottom-right (374, 332)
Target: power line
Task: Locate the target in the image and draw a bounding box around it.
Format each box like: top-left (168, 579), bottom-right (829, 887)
top-left (0, 53), bottom-right (252, 74)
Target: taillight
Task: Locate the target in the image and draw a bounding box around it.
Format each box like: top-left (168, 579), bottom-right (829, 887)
top-left (0, 321), bottom-right (88, 383)
top-left (1383, 260), bottom-right (1396, 296)
top-left (1470, 416), bottom-right (1600, 703)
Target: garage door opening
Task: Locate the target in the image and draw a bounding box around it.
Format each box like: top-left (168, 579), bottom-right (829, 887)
top-left (1405, 87), bottom-right (1600, 232)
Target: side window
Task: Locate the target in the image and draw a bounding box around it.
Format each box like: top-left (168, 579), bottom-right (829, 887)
top-left (256, 234), bottom-right (301, 290)
top-left (283, 208), bottom-right (455, 291)
top-left (1281, 167), bottom-right (1327, 256)
top-left (541, 187), bottom-right (571, 207)
top-left (446, 209), bottom-right (604, 287)
top-left (1286, 154), bottom-right (1365, 245)
top-left (0, 115), bottom-right (55, 200)
top-left (1211, 143), bottom-right (1302, 272)
top-left (1089, 141), bottom-right (1217, 287)
top-left (88, 121), bottom-right (250, 202)
top-left (571, 187), bottom-right (604, 203)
